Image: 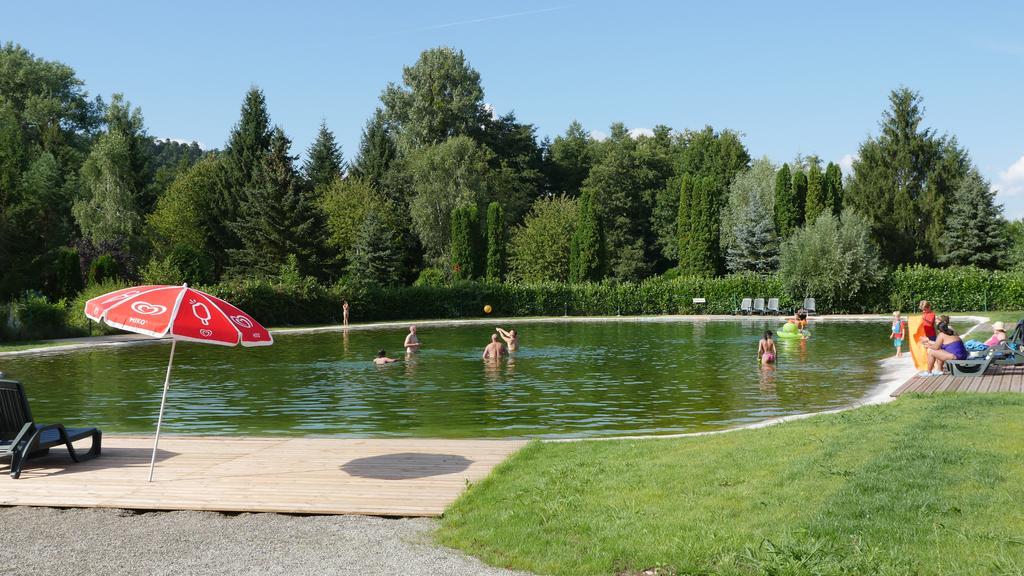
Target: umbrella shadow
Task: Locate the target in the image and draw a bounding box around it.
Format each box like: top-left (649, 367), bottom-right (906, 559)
top-left (340, 452), bottom-right (473, 480)
top-left (1, 446), bottom-right (179, 479)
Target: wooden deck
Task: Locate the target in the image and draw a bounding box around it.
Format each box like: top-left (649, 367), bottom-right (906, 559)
top-left (892, 365), bottom-right (1024, 396)
top-left (0, 435), bottom-right (525, 517)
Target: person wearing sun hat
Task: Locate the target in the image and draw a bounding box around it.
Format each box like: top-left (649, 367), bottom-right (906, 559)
top-left (985, 321), bottom-right (1008, 347)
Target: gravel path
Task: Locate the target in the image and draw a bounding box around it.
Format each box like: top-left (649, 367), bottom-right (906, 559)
top-left (0, 507), bottom-right (533, 576)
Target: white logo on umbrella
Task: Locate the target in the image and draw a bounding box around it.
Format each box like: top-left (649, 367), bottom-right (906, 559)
top-left (130, 302), bottom-right (167, 316)
top-left (230, 315), bottom-right (253, 329)
top-left (200, 329), bottom-right (213, 337)
top-left (191, 300), bottom-right (212, 326)
top-left (103, 290), bottom-right (140, 305)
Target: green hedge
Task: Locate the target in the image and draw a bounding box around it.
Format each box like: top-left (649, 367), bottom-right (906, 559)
top-left (5, 267), bottom-right (1024, 343)
top-left (889, 265), bottom-right (1024, 313)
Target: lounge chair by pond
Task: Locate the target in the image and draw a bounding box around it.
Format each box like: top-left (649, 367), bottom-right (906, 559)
top-left (752, 298), bottom-right (766, 315)
top-left (948, 350), bottom-right (995, 377)
top-left (737, 298), bottom-right (752, 315)
top-left (804, 298), bottom-right (817, 315)
top-left (0, 379), bottom-right (102, 479)
top-left (767, 298), bottom-right (781, 315)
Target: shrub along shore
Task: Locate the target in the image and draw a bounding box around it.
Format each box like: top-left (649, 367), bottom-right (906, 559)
top-left (2, 264), bottom-right (1022, 343)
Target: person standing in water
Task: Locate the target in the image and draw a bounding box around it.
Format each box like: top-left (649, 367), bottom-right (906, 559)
top-left (342, 300), bottom-right (350, 327)
top-left (495, 327), bottom-right (519, 352)
top-left (758, 330), bottom-right (777, 364)
top-left (890, 311), bottom-right (906, 358)
top-left (404, 325), bottom-right (421, 355)
top-left (482, 333), bottom-right (507, 359)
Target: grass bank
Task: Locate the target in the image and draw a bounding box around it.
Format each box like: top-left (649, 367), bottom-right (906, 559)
top-left (439, 394), bottom-right (1024, 575)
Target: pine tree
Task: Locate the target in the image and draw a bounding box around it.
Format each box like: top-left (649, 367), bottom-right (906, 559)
top-left (680, 176), bottom-right (717, 276)
top-left (845, 87), bottom-right (969, 265)
top-left (727, 193), bottom-right (779, 273)
top-left (485, 202), bottom-right (506, 281)
top-left (791, 169), bottom-right (808, 229)
top-left (347, 208), bottom-right (404, 286)
top-left (823, 162), bottom-right (843, 216)
top-left (939, 169), bottom-right (1006, 269)
top-left (569, 188), bottom-right (604, 282)
top-left (450, 203), bottom-right (479, 280)
top-left (227, 127), bottom-right (322, 277)
top-left (349, 109), bottom-right (396, 190)
top-left (304, 121), bottom-right (343, 191)
top-left (774, 163), bottom-right (797, 238)
top-left (224, 87), bottom-right (272, 191)
top-left (804, 162), bottom-right (825, 225)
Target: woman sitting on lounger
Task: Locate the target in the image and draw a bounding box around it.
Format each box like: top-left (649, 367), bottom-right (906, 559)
top-left (918, 316), bottom-right (967, 376)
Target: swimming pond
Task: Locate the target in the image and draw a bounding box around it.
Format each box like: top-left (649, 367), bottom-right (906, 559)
top-left (2, 319), bottom-right (893, 439)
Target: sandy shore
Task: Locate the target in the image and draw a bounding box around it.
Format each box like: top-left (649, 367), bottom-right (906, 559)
top-left (0, 506), bottom-right (530, 576)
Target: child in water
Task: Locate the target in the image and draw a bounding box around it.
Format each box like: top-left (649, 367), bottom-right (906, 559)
top-left (890, 311), bottom-right (905, 358)
top-left (757, 331), bottom-right (777, 364)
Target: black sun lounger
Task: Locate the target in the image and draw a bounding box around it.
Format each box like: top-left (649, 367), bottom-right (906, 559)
top-left (0, 379), bottom-right (102, 479)
top-left (947, 350), bottom-right (995, 377)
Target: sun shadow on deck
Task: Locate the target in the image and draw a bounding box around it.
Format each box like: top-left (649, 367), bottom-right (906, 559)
top-left (341, 452), bottom-right (473, 480)
top-left (0, 446), bottom-right (179, 479)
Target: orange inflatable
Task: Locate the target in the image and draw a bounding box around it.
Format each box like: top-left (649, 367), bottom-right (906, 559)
top-left (908, 315), bottom-right (928, 371)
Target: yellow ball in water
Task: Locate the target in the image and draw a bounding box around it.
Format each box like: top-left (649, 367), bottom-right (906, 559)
top-left (483, 304), bottom-right (493, 314)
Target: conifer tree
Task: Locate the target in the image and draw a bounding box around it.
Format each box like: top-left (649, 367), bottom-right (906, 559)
top-left (804, 162), bottom-right (825, 225)
top-left (676, 174), bottom-right (692, 270)
top-left (845, 87), bottom-right (969, 265)
top-left (727, 193), bottom-right (779, 273)
top-left (228, 127), bottom-right (322, 277)
top-left (224, 87), bottom-right (272, 191)
top-left (791, 169), bottom-right (808, 229)
top-left (304, 121), bottom-right (343, 191)
top-left (774, 163), bottom-right (797, 238)
top-left (679, 176), bottom-right (717, 276)
top-left (449, 203), bottom-right (479, 280)
top-left (349, 109), bottom-right (396, 191)
top-left (569, 188), bottom-right (604, 282)
top-left (347, 207), bottom-right (404, 286)
top-left (939, 169), bottom-right (1006, 268)
top-left (823, 162), bottom-right (843, 215)
top-left (485, 202), bottom-right (506, 281)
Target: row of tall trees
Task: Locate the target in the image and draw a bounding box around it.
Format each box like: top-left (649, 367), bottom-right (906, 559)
top-left (1, 42), bottom-right (1020, 304)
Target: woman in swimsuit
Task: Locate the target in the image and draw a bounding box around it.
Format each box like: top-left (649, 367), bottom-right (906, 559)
top-left (757, 330), bottom-right (777, 364)
top-left (918, 316), bottom-right (967, 376)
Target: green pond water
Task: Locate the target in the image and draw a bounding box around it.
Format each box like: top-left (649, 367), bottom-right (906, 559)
top-left (1, 319), bottom-right (893, 439)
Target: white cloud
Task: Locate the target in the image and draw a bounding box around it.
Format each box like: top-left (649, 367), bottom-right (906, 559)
top-left (628, 127), bottom-right (654, 139)
top-left (992, 154), bottom-right (1024, 220)
top-left (590, 130), bottom-right (608, 142)
top-left (838, 153), bottom-right (856, 177)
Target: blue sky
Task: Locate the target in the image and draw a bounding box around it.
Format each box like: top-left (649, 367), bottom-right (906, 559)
top-left (4, 1), bottom-right (1022, 217)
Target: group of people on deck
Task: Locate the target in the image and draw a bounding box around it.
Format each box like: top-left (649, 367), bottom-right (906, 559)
top-left (373, 325), bottom-right (519, 365)
top-left (892, 300), bottom-right (1007, 377)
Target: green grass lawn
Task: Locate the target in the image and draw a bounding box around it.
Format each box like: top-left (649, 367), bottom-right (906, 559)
top-left (439, 394), bottom-right (1024, 575)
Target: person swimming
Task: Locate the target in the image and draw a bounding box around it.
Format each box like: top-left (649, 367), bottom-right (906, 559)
top-left (482, 333), bottom-right (507, 360)
top-left (758, 330), bottom-right (777, 364)
top-left (374, 349), bottom-right (397, 365)
top-left (496, 327), bottom-right (518, 352)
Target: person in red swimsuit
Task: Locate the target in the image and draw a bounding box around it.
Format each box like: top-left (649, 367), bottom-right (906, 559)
top-left (919, 300), bottom-right (937, 341)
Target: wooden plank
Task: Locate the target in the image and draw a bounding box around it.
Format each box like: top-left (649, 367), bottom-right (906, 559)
top-left (0, 435), bottom-right (525, 517)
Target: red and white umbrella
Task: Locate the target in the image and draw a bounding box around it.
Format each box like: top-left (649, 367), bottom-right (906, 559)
top-left (85, 284), bottom-right (272, 481)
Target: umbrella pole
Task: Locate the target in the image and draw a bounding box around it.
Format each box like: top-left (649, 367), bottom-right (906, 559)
top-left (148, 339), bottom-right (177, 482)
